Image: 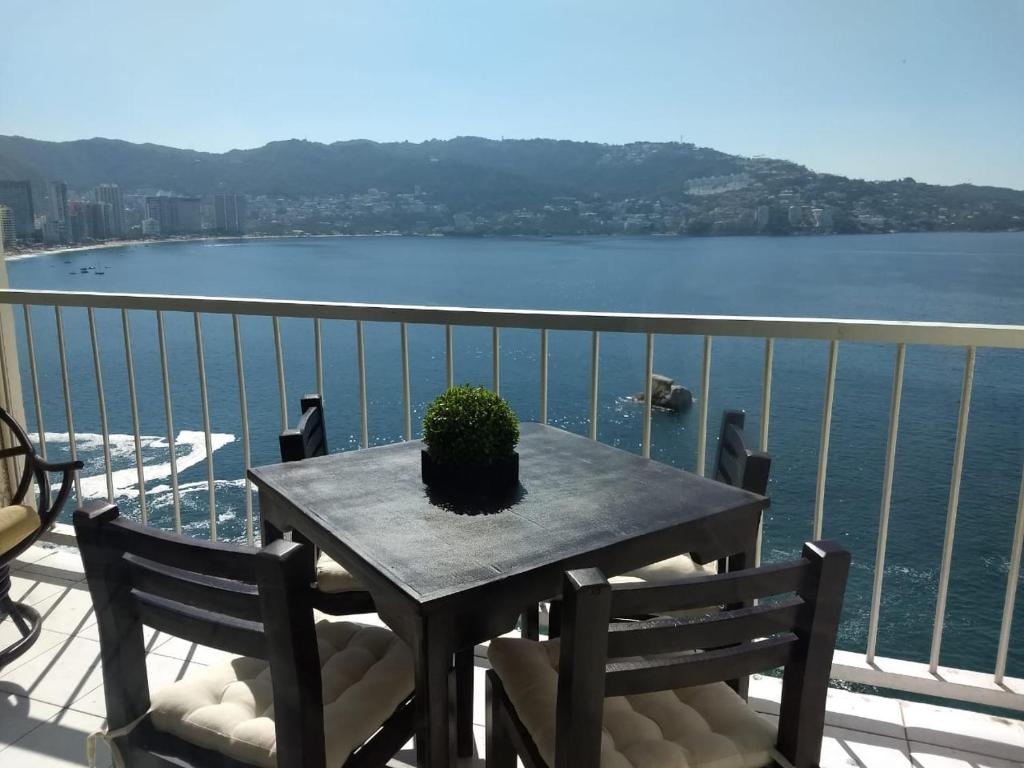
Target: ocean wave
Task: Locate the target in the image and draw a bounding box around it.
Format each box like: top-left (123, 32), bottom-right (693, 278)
top-left (39, 430), bottom-right (235, 501)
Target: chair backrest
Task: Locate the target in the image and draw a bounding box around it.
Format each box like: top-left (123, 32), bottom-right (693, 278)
top-left (713, 409), bottom-right (771, 495)
top-left (555, 540), bottom-right (850, 768)
top-left (280, 394), bottom-right (328, 462)
top-left (74, 501), bottom-right (326, 767)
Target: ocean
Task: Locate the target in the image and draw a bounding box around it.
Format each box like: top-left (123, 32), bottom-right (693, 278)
top-left (6, 231), bottom-right (1024, 681)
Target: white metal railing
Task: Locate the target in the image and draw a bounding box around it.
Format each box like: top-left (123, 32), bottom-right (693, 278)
top-left (1, 287), bottom-right (1023, 713)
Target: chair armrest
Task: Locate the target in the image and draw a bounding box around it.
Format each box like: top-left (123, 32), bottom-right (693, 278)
top-left (33, 457), bottom-right (85, 474)
top-left (30, 456), bottom-right (84, 529)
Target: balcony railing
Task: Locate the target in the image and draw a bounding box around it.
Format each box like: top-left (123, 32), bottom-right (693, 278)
top-left (0, 287), bottom-right (1022, 715)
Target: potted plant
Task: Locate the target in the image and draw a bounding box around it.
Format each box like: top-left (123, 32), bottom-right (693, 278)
top-left (421, 384), bottom-right (520, 495)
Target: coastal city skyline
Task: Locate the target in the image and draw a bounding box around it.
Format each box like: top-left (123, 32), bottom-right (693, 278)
top-left (1, 133), bottom-right (1022, 250)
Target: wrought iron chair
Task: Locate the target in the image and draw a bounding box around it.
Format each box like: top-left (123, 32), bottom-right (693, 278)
top-left (535, 409), bottom-right (772, 640)
top-left (487, 540), bottom-right (850, 768)
top-left (275, 394), bottom-right (374, 615)
top-left (0, 406), bottom-right (81, 669)
top-left (75, 500), bottom-right (416, 768)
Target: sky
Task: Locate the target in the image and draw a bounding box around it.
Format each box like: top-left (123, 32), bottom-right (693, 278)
top-left (1, 0), bottom-right (1022, 189)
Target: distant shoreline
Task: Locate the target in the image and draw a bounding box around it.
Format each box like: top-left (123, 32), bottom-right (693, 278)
top-left (2, 232), bottom-right (404, 261)
top-left (6, 228), bottom-right (1023, 262)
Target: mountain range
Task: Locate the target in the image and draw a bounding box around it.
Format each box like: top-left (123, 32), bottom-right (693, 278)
top-left (1, 135), bottom-right (1022, 236)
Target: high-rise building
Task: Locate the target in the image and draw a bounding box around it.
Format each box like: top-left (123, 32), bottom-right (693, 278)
top-left (48, 181), bottom-right (70, 242)
top-left (68, 201), bottom-right (90, 242)
top-left (67, 200), bottom-right (111, 241)
top-left (145, 196), bottom-right (202, 235)
top-left (89, 201), bottom-right (111, 240)
top-left (0, 180), bottom-right (35, 239)
top-left (0, 206), bottom-right (15, 248)
top-left (213, 193), bottom-right (247, 234)
top-left (93, 183), bottom-right (125, 237)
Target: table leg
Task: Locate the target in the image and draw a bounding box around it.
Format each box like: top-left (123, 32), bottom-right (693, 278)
top-left (414, 618), bottom-right (454, 768)
top-left (454, 648), bottom-right (474, 758)
top-left (260, 515), bottom-right (284, 547)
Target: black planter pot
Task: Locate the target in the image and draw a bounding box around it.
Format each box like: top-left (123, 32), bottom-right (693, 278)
top-left (421, 450), bottom-right (519, 496)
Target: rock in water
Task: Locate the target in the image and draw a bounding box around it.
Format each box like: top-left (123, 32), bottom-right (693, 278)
top-left (635, 373), bottom-right (693, 412)
top-left (666, 384), bottom-right (693, 411)
top-left (650, 374), bottom-right (673, 404)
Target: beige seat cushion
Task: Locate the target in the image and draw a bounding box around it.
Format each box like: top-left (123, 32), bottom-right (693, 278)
top-left (612, 554), bottom-right (719, 620)
top-left (0, 505), bottom-right (40, 556)
top-left (611, 553), bottom-right (717, 586)
top-left (150, 620), bottom-right (413, 767)
top-left (489, 637), bottom-right (775, 768)
top-left (316, 553), bottom-right (361, 593)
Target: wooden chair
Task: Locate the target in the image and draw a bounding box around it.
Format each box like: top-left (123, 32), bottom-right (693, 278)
top-left (487, 540), bottom-right (850, 768)
top-left (74, 500), bottom-right (416, 768)
top-left (536, 409), bottom-right (771, 641)
top-left (0, 406), bottom-right (81, 669)
top-left (274, 394), bottom-right (375, 615)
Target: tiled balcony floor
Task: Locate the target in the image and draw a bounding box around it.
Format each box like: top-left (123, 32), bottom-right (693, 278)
top-left (3, 543), bottom-right (1023, 767)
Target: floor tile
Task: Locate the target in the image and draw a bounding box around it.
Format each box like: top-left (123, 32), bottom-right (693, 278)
top-left (751, 676), bottom-right (907, 741)
top-left (10, 544), bottom-right (61, 569)
top-left (70, 651), bottom-right (208, 718)
top-left (0, 628), bottom-right (69, 674)
top-left (0, 691), bottom-right (62, 749)
top-left (0, 634), bottom-right (104, 710)
top-left (1, 707), bottom-right (113, 767)
top-left (819, 726), bottom-right (913, 768)
top-left (908, 742), bottom-right (1024, 768)
top-left (17, 549), bottom-right (87, 582)
top-left (472, 663), bottom-right (486, 727)
top-left (28, 587), bottom-right (98, 637)
top-left (150, 635), bottom-right (238, 666)
top-left (8, 573), bottom-right (80, 607)
top-left (902, 701), bottom-right (1024, 763)
top-left (387, 727), bottom-right (483, 767)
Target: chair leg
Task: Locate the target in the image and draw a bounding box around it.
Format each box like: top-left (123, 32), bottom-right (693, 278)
top-left (0, 592), bottom-right (42, 671)
top-left (548, 599), bottom-right (562, 639)
top-left (520, 605), bottom-right (540, 640)
top-left (454, 648), bottom-right (474, 758)
top-left (486, 671), bottom-right (516, 768)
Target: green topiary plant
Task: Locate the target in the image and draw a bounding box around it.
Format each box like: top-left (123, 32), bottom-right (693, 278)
top-left (422, 385), bottom-right (519, 466)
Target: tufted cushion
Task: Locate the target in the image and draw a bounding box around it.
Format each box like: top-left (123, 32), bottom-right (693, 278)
top-left (612, 554), bottom-right (719, 620)
top-left (149, 620), bottom-right (413, 767)
top-left (316, 553), bottom-right (362, 593)
top-left (489, 637), bottom-right (775, 768)
top-left (0, 505), bottom-right (40, 556)
top-left (611, 553), bottom-right (716, 586)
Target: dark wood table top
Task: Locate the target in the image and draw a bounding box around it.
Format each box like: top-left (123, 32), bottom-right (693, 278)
top-left (248, 423), bottom-right (767, 610)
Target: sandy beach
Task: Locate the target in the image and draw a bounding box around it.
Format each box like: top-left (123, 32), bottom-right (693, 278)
top-left (2, 232), bottom-right (413, 261)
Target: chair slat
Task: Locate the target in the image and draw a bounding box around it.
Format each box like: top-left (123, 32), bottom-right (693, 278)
top-left (124, 554), bottom-right (262, 623)
top-left (132, 588), bottom-right (266, 658)
top-left (604, 634), bottom-right (797, 697)
top-left (610, 558), bottom-right (810, 617)
top-left (606, 597), bottom-right (805, 658)
top-left (99, 519), bottom-right (260, 583)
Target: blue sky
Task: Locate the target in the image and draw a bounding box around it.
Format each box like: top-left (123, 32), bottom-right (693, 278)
top-left (2, 0), bottom-right (1021, 188)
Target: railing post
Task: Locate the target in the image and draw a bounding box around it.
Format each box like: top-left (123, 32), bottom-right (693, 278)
top-left (930, 346), bottom-right (976, 672)
top-left (0, 242), bottom-right (29, 507)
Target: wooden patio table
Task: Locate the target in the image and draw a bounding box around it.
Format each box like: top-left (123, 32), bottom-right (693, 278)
top-left (248, 422), bottom-right (768, 768)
